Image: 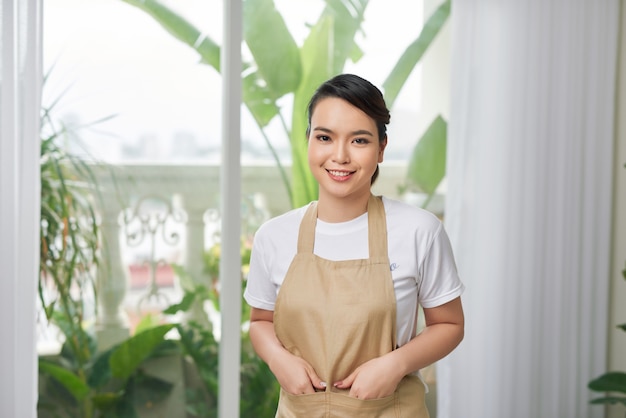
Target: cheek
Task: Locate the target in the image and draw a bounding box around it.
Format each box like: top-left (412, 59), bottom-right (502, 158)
top-left (307, 142), bottom-right (319, 169)
top-left (307, 141), bottom-right (323, 163)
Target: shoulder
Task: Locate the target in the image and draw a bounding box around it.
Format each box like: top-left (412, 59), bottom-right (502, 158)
top-left (381, 196), bottom-right (442, 233)
top-left (253, 203), bottom-right (310, 246)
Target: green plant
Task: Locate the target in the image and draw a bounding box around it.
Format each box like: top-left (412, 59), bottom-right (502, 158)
top-left (399, 115), bottom-right (448, 209)
top-left (38, 319), bottom-right (177, 418)
top-left (38, 72), bottom-right (170, 418)
top-left (118, 0), bottom-right (451, 209)
top-left (164, 241), bottom-right (279, 418)
top-left (39, 90), bottom-right (103, 362)
top-left (588, 259), bottom-right (626, 411)
top-left (588, 162), bottom-right (626, 412)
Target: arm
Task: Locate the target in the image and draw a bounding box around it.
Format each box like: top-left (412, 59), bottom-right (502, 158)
top-left (334, 296), bottom-right (464, 399)
top-left (249, 307), bottom-right (326, 394)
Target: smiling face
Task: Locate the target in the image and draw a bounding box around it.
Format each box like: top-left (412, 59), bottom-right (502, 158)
top-left (308, 97), bottom-right (387, 209)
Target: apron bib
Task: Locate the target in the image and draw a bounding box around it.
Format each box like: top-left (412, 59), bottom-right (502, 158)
top-left (273, 195), bottom-right (429, 418)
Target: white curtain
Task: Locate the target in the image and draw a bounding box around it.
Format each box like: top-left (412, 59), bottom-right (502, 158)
top-left (438, 1), bottom-right (619, 418)
top-left (0, 0), bottom-right (42, 417)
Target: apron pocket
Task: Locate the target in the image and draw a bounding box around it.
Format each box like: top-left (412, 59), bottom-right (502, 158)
top-left (330, 391), bottom-right (397, 411)
top-left (277, 388), bottom-right (398, 418)
top-left (277, 389), bottom-right (329, 418)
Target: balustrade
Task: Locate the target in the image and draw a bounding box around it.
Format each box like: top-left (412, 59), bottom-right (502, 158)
top-left (62, 163), bottom-right (406, 351)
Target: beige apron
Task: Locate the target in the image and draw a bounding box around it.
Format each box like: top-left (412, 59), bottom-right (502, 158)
top-left (273, 195), bottom-right (429, 418)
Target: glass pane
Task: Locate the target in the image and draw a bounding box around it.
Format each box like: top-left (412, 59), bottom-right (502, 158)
top-left (39, 1), bottom-right (445, 416)
top-left (39, 2), bottom-right (224, 417)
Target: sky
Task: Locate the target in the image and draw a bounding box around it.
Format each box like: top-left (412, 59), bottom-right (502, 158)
top-left (43, 0), bottom-right (426, 164)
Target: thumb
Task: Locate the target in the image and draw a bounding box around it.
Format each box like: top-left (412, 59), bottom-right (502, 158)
top-left (307, 369), bottom-right (327, 391)
top-left (333, 370), bottom-right (357, 389)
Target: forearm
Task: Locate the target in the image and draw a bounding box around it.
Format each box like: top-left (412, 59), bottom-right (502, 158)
top-left (249, 319), bottom-right (290, 370)
top-left (386, 296), bottom-right (465, 377)
top-left (249, 318), bottom-right (326, 393)
top-left (386, 322), bottom-right (464, 377)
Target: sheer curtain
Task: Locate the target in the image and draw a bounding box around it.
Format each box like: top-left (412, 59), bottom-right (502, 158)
top-left (438, 1), bottom-right (620, 417)
top-left (0, 0), bottom-right (42, 417)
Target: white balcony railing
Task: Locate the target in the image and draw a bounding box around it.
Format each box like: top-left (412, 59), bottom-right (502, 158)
top-left (80, 162), bottom-right (411, 351)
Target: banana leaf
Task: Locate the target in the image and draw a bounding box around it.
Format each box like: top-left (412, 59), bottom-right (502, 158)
top-left (244, 0), bottom-right (302, 99)
top-left (289, 0), bottom-right (371, 207)
top-left (383, 0), bottom-right (450, 108)
top-left (109, 324), bottom-right (175, 381)
top-left (120, 0), bottom-right (220, 69)
top-left (406, 115), bottom-right (447, 197)
top-left (289, 15), bottom-right (334, 208)
top-left (118, 0), bottom-right (447, 209)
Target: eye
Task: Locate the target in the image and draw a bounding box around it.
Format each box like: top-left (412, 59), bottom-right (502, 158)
top-left (353, 137), bottom-right (370, 145)
top-left (316, 135), bottom-right (331, 142)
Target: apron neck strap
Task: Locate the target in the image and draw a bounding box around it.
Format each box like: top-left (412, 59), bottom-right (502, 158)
top-left (296, 195), bottom-right (389, 259)
top-left (297, 202), bottom-right (318, 254)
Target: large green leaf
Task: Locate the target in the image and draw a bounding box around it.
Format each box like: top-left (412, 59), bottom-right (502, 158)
top-left (288, 0), bottom-right (372, 208)
top-left (120, 0), bottom-right (220, 69)
top-left (588, 371), bottom-right (626, 394)
top-left (289, 15), bottom-right (336, 208)
top-left (243, 70), bottom-right (281, 128)
top-left (324, 0), bottom-right (369, 74)
top-left (589, 396), bottom-right (626, 406)
top-left (39, 360), bottom-right (91, 402)
top-left (130, 372), bottom-right (175, 408)
top-left (88, 349), bottom-right (114, 389)
top-left (109, 324), bottom-right (175, 381)
top-left (244, 0), bottom-right (302, 99)
top-left (406, 115), bottom-right (447, 196)
top-left (383, 0), bottom-right (450, 107)
top-left (91, 391), bottom-right (124, 411)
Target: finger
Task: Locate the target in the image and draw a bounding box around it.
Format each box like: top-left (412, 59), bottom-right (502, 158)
top-left (307, 370), bottom-right (327, 390)
top-left (333, 371), bottom-right (356, 389)
top-left (301, 385), bottom-right (316, 394)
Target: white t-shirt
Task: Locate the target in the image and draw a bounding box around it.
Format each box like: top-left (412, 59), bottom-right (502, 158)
top-left (244, 196), bottom-right (464, 348)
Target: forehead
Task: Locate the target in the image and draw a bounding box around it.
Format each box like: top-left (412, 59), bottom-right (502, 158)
top-left (310, 97), bottom-right (375, 128)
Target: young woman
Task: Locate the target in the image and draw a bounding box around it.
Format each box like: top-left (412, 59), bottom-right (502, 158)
top-left (244, 74), bottom-right (464, 417)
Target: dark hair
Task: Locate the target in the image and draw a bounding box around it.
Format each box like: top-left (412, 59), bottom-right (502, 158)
top-left (306, 74), bottom-right (390, 184)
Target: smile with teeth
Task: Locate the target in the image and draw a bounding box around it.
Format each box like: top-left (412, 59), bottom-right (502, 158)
top-left (327, 169), bottom-right (354, 180)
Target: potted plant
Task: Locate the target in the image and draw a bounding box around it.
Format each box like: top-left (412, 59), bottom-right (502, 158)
top-left (587, 162), bottom-right (626, 414)
top-left (588, 257), bottom-right (626, 412)
top-left (165, 239), bottom-right (280, 418)
top-left (38, 82), bottom-right (179, 418)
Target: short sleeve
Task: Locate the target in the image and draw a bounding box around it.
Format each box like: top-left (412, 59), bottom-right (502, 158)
top-left (243, 229), bottom-right (277, 311)
top-left (418, 223), bottom-right (465, 308)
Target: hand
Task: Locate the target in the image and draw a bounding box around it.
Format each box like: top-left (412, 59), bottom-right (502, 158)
top-left (333, 356), bottom-right (403, 400)
top-left (270, 351), bottom-right (326, 395)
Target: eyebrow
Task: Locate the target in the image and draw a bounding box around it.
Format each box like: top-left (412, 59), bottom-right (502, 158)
top-left (312, 126), bottom-right (375, 137)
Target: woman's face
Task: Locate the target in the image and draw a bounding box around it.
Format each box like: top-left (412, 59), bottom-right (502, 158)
top-left (307, 97), bottom-right (386, 203)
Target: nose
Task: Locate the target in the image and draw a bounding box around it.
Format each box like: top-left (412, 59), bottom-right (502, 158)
top-left (332, 142), bottom-right (350, 164)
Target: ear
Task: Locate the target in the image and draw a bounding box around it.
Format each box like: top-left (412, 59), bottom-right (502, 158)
top-left (378, 136), bottom-right (388, 163)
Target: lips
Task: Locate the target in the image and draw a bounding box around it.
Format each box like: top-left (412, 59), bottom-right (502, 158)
top-left (326, 169), bottom-right (355, 181)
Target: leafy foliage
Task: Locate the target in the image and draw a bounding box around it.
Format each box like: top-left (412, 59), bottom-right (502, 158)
top-left (119, 0), bottom-right (452, 208)
top-left (166, 239), bottom-right (279, 417)
top-left (588, 204), bottom-right (626, 411)
top-left (38, 73), bottom-right (176, 418)
top-left (39, 2), bottom-right (454, 415)
top-left (38, 323), bottom-right (177, 418)
top-left (39, 99), bottom-right (102, 370)
top-left (403, 115), bottom-right (447, 205)
top-left (589, 371), bottom-right (626, 407)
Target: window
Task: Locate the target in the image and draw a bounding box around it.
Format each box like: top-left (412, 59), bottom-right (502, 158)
top-left (38, 1), bottom-right (449, 416)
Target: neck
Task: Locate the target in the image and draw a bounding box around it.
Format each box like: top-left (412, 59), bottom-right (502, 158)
top-left (316, 192), bottom-right (371, 223)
